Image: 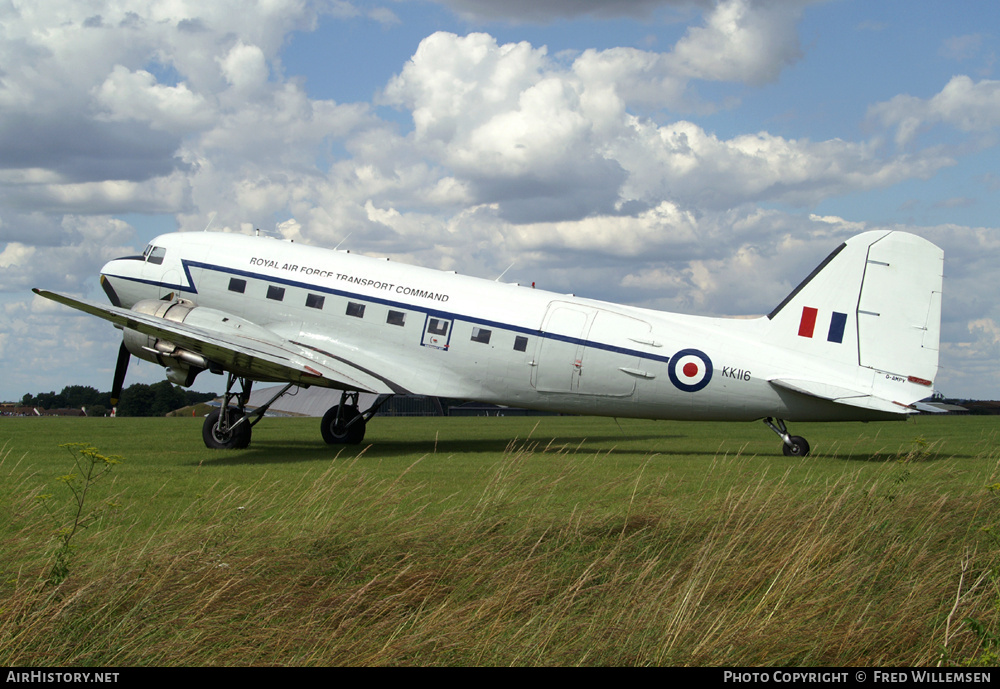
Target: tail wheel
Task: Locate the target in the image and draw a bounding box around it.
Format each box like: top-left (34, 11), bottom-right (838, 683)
top-left (764, 418), bottom-right (810, 458)
top-left (321, 405), bottom-right (366, 445)
top-left (203, 408), bottom-right (252, 449)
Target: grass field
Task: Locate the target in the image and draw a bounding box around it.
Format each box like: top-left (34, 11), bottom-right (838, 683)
top-left (2, 414), bottom-right (999, 666)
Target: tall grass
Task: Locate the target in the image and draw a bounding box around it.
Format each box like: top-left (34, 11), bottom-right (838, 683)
top-left (1, 427), bottom-right (999, 666)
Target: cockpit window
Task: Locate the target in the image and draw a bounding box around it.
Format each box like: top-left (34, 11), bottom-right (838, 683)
top-left (145, 246), bottom-right (166, 265)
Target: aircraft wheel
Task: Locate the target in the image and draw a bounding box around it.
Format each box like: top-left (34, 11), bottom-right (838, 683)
top-left (321, 405), bottom-right (365, 445)
top-left (781, 435), bottom-right (810, 457)
top-left (203, 408), bottom-right (252, 449)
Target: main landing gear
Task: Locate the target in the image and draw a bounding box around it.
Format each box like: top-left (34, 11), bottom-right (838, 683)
top-left (763, 417), bottom-right (811, 457)
top-left (202, 374), bottom-right (294, 450)
top-left (320, 391), bottom-right (390, 445)
top-left (201, 382), bottom-right (390, 450)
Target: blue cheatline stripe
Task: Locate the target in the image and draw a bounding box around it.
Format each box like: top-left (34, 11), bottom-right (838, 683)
top-left (106, 259), bottom-right (678, 367)
top-left (827, 311), bottom-right (847, 344)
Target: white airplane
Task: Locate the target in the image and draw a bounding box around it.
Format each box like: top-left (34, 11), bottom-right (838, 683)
top-left (34, 228), bottom-right (943, 456)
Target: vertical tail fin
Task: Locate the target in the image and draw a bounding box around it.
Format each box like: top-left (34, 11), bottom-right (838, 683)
top-left (765, 231), bottom-right (943, 407)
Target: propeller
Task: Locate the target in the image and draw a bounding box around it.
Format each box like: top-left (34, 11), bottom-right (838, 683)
top-left (111, 342), bottom-right (130, 409)
top-left (102, 275), bottom-right (129, 411)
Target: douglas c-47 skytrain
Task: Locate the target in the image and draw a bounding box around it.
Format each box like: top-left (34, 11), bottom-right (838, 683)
top-left (35, 228), bottom-right (943, 456)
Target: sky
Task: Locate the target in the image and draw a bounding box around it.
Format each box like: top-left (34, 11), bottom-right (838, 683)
top-left (1, 0), bottom-right (999, 402)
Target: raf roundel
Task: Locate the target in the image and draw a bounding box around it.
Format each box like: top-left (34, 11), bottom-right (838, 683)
top-left (668, 348), bottom-right (713, 393)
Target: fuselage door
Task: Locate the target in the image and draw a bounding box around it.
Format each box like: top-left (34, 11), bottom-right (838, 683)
top-left (532, 303), bottom-right (650, 397)
top-left (532, 304), bottom-right (592, 392)
top-left (578, 311), bottom-right (650, 397)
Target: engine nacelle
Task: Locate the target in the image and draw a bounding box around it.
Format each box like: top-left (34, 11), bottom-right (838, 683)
top-left (122, 298), bottom-right (292, 385)
top-left (123, 299), bottom-right (210, 387)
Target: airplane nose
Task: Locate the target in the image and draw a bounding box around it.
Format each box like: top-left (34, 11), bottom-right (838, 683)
top-left (101, 249), bottom-right (143, 272)
top-left (100, 272), bottom-right (122, 307)
top-left (100, 255), bottom-right (137, 307)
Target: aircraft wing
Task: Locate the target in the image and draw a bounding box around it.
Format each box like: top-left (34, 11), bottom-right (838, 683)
top-left (33, 289), bottom-right (394, 394)
top-left (768, 378), bottom-right (912, 415)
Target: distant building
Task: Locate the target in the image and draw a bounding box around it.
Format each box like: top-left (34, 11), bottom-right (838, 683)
top-left (914, 392), bottom-right (968, 415)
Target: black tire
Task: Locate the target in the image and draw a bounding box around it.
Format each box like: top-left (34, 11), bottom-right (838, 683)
top-left (203, 408), bottom-right (252, 449)
top-left (321, 405), bottom-right (365, 445)
top-left (781, 435), bottom-right (810, 457)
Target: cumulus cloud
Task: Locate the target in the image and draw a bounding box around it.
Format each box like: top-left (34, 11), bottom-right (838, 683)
top-left (506, 201), bottom-right (700, 258)
top-left (670, 0), bottom-right (806, 85)
top-left (94, 66), bottom-right (214, 134)
top-left (0, 243), bottom-right (36, 269)
top-left (969, 318), bottom-right (1000, 347)
top-left (5, 171), bottom-right (192, 215)
top-left (0, 216), bottom-right (136, 293)
top-left (614, 119), bottom-right (953, 210)
top-left (381, 30), bottom-right (955, 226)
top-left (218, 42), bottom-right (270, 95)
top-left (940, 316), bottom-right (1000, 400)
top-left (432, 0), bottom-right (685, 22)
top-left (0, 0), bottom-right (334, 227)
top-left (382, 33), bottom-right (628, 221)
top-left (869, 75), bottom-right (1000, 147)
top-left (1, 294), bottom-right (145, 398)
top-left (0, 0), bottom-right (834, 244)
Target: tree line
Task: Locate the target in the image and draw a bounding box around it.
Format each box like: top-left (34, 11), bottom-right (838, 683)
top-left (18, 382), bottom-right (217, 417)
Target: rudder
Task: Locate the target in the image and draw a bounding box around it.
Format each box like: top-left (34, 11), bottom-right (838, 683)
top-left (856, 232), bottom-right (943, 386)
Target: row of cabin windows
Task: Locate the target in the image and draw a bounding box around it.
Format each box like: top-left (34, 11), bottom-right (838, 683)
top-left (228, 277), bottom-right (528, 350)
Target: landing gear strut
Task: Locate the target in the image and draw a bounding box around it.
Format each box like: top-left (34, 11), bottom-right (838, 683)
top-left (763, 417), bottom-right (810, 457)
top-left (321, 392), bottom-right (391, 445)
top-left (202, 374), bottom-right (295, 449)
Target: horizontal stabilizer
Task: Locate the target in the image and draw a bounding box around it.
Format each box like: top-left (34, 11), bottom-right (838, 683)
top-left (769, 378), bottom-right (912, 416)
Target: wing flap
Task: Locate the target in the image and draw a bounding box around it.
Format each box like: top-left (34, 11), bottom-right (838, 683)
top-left (33, 289), bottom-right (393, 393)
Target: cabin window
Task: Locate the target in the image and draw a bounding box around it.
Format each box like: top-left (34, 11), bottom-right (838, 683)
top-left (267, 285), bottom-right (285, 301)
top-left (387, 310), bottom-right (406, 326)
top-left (228, 278), bottom-right (247, 294)
top-left (306, 293), bottom-right (325, 310)
top-left (513, 336), bottom-right (528, 352)
top-left (347, 302), bottom-right (365, 318)
top-left (471, 327), bottom-right (492, 344)
top-left (427, 318), bottom-right (449, 336)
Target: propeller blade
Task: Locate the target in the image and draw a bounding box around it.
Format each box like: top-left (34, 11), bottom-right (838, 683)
top-left (111, 342), bottom-right (130, 407)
